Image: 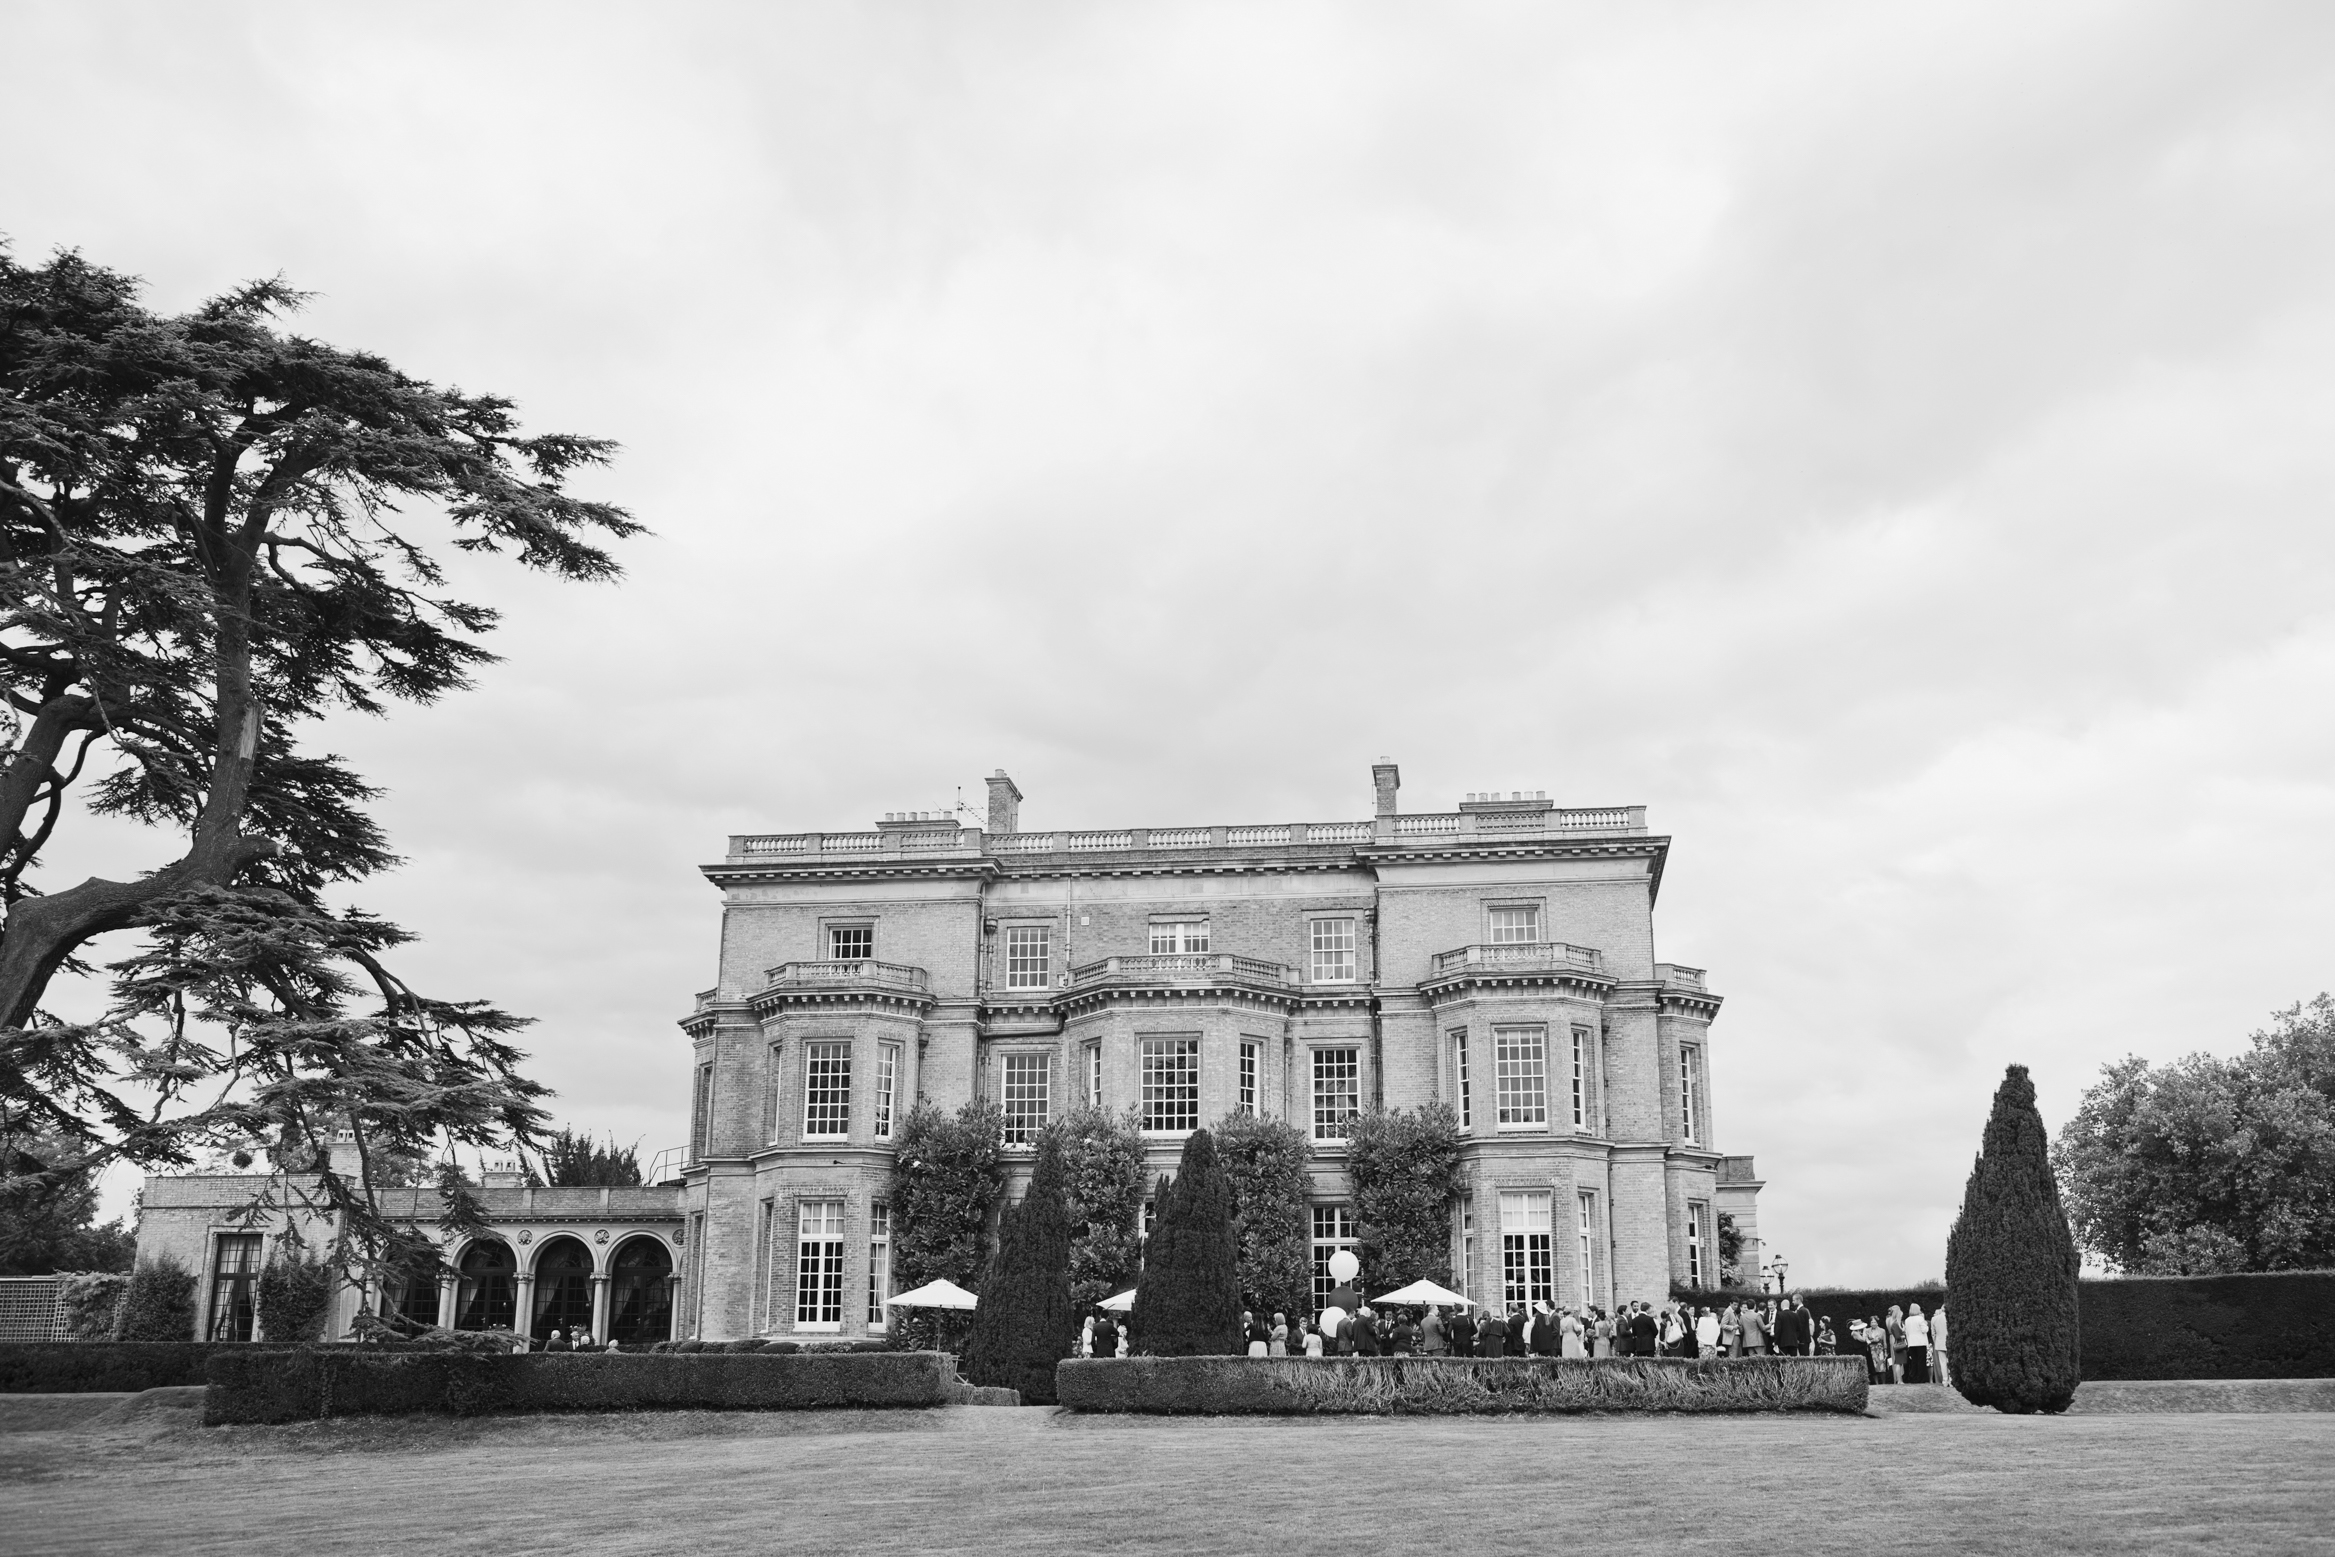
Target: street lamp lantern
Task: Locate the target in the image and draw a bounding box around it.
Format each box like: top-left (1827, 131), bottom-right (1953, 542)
top-left (1771, 1257), bottom-right (1789, 1293)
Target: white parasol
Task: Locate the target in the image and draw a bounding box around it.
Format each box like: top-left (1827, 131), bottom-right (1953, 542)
top-left (1370, 1279), bottom-right (1475, 1309)
top-left (885, 1278), bottom-right (980, 1310)
top-left (1095, 1288), bottom-right (1137, 1312)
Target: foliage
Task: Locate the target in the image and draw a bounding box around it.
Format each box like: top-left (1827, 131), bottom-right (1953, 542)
top-left (962, 1131), bottom-right (1076, 1403)
top-left (1946, 1065), bottom-right (2082, 1414)
top-left (256, 1234), bottom-right (336, 1342)
top-left (886, 1099), bottom-right (1005, 1294)
top-left (1344, 1104), bottom-right (1463, 1292)
top-left (1131, 1129), bottom-right (1242, 1357)
top-left (2077, 1271), bottom-right (2335, 1381)
top-left (1054, 1355), bottom-right (1869, 1416)
top-left (1050, 1107), bottom-right (1146, 1313)
top-left (0, 242), bottom-right (639, 1293)
top-left (203, 1348), bottom-right (956, 1423)
top-left (1212, 1111), bottom-right (1312, 1321)
top-left (536, 1129), bottom-right (643, 1188)
top-left (0, 1339), bottom-right (295, 1392)
top-left (114, 1253), bottom-right (197, 1341)
top-left (55, 1269), bottom-right (129, 1338)
top-left (0, 1132), bottom-right (133, 1273)
top-left (2057, 994), bottom-right (2335, 1275)
top-left (1717, 1213), bottom-right (1745, 1286)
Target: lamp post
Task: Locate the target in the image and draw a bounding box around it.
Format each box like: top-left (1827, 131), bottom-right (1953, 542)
top-left (1770, 1257), bottom-right (1789, 1294)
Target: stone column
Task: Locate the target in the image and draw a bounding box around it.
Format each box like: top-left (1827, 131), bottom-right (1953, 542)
top-left (436, 1274), bottom-right (457, 1330)
top-left (514, 1272), bottom-right (536, 1342)
top-left (666, 1274), bottom-right (684, 1342)
top-left (590, 1274), bottom-right (611, 1344)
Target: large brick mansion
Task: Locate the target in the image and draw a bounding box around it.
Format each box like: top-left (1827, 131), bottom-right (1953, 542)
top-left (678, 763), bottom-right (1763, 1341)
top-left (129, 761), bottom-right (1761, 1347)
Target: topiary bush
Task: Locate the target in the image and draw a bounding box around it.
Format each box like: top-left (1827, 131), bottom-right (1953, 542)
top-left (257, 1238), bottom-right (336, 1342)
top-left (1345, 1104), bottom-right (1464, 1293)
top-left (887, 1099), bottom-right (1006, 1298)
top-left (115, 1254), bottom-right (198, 1341)
top-left (1055, 1107), bottom-right (1147, 1314)
top-left (1130, 1129), bottom-right (1242, 1357)
top-left (1947, 1064), bottom-right (2082, 1413)
top-left (1213, 1112), bottom-right (1312, 1323)
top-left (963, 1129), bottom-right (1075, 1403)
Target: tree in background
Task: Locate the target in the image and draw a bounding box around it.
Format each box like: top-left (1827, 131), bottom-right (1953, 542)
top-left (0, 1131), bottom-right (133, 1273)
top-left (962, 1130), bottom-right (1076, 1403)
top-left (536, 1129), bottom-right (643, 1188)
top-left (1345, 1104), bottom-right (1463, 1292)
top-left (1051, 1107), bottom-right (1145, 1313)
top-left (114, 1253), bottom-right (196, 1340)
top-left (1130, 1128), bottom-right (1241, 1356)
top-left (887, 1099), bottom-right (1005, 1295)
top-left (0, 243), bottom-right (637, 1293)
top-left (1946, 1064), bottom-right (2082, 1414)
top-left (1213, 1111), bottom-right (1311, 1321)
top-left (2058, 994), bottom-right (2335, 1275)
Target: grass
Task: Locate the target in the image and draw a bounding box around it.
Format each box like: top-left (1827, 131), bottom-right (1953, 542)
top-left (4, 1392), bottom-right (2332, 1556)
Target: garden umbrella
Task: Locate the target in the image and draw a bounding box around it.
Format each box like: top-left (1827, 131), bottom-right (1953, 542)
top-left (1096, 1288), bottom-right (1137, 1312)
top-left (885, 1278), bottom-right (980, 1310)
top-left (1371, 1279), bottom-right (1474, 1308)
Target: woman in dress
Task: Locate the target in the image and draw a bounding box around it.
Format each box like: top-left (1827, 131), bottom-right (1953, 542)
top-left (1269, 1312), bottom-right (1289, 1357)
top-left (1902, 1303), bottom-right (1931, 1383)
top-left (1884, 1305), bottom-right (1906, 1383)
top-left (1561, 1305), bottom-right (1587, 1358)
top-left (1592, 1308), bottom-right (1615, 1358)
top-left (1302, 1319), bottom-right (1325, 1358)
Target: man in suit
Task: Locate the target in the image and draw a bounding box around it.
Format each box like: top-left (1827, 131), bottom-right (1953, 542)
top-left (1629, 1301), bottom-right (1660, 1358)
top-left (1091, 1312), bottom-right (1118, 1360)
top-left (1351, 1307), bottom-right (1381, 1356)
top-left (1448, 1304), bottom-right (1477, 1357)
top-left (1475, 1306), bottom-right (1508, 1357)
top-left (1774, 1296), bottom-right (1811, 1356)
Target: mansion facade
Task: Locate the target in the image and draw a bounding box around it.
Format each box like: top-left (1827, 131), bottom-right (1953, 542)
top-left (677, 762), bottom-right (1763, 1342)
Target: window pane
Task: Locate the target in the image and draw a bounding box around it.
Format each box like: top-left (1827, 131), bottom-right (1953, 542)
top-left (804, 1043), bottom-right (851, 1138)
top-left (1311, 1047), bottom-right (1359, 1140)
top-left (1495, 1027), bottom-right (1547, 1127)
top-left (795, 1200), bottom-right (845, 1328)
top-left (1148, 921), bottom-right (1210, 954)
top-left (1085, 1043), bottom-right (1102, 1109)
top-left (1309, 919), bottom-right (1356, 982)
top-left (1238, 1041), bottom-right (1258, 1117)
top-left (1006, 926), bottom-right (1050, 988)
top-left (1489, 906), bottom-right (1541, 944)
top-left (1002, 1053), bottom-right (1050, 1144)
top-left (867, 1201), bottom-right (891, 1325)
top-left (1310, 1205), bottom-right (1356, 1312)
top-left (874, 1044), bottom-right (898, 1139)
top-left (1452, 1030), bottom-right (1471, 1130)
top-left (1140, 1038), bottom-right (1199, 1133)
top-left (828, 925), bottom-right (872, 961)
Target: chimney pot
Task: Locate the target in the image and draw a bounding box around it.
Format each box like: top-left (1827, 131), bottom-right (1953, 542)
top-left (985, 770), bottom-right (1023, 834)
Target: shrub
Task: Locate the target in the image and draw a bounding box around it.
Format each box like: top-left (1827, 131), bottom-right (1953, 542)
top-left (1054, 1355), bottom-right (1868, 1415)
top-left (1, 1341), bottom-right (296, 1392)
top-left (1213, 1112), bottom-right (1312, 1323)
top-left (888, 1100), bottom-right (1006, 1296)
top-left (202, 1349), bottom-right (960, 1423)
top-left (257, 1239), bottom-right (336, 1342)
top-left (1054, 1107), bottom-right (1147, 1313)
top-left (963, 1130), bottom-right (1075, 1403)
top-left (1947, 1064), bottom-right (2083, 1413)
top-left (115, 1254), bottom-right (198, 1341)
top-left (1131, 1129), bottom-right (1242, 1357)
top-left (56, 1271), bottom-right (129, 1340)
top-left (1345, 1104), bottom-right (1463, 1293)
top-left (2079, 1271), bottom-right (2335, 1380)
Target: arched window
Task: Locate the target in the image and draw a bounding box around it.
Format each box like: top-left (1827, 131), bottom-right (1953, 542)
top-left (391, 1265), bottom-right (441, 1330)
top-left (530, 1237), bottom-right (594, 1342)
top-left (455, 1239), bottom-right (516, 1332)
top-left (608, 1236), bottom-right (674, 1345)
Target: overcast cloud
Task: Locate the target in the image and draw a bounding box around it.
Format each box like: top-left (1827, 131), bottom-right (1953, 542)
top-left (7, 1), bottom-right (2332, 1285)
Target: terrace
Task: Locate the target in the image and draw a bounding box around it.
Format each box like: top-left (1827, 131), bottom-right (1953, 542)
top-left (1064, 952), bottom-right (1294, 993)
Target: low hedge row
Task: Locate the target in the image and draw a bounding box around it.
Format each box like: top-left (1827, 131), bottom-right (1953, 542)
top-left (2080, 1272), bottom-right (2335, 1380)
top-left (202, 1348), bottom-right (959, 1423)
top-left (1054, 1355), bottom-right (1868, 1415)
top-left (649, 1338), bottom-right (895, 1354)
top-left (1, 1342), bottom-right (301, 1394)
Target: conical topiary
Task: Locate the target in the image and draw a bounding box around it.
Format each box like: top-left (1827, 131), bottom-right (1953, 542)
top-left (961, 1128), bottom-right (1077, 1403)
top-left (1130, 1129), bottom-right (1242, 1356)
top-left (1945, 1064), bottom-right (2083, 1414)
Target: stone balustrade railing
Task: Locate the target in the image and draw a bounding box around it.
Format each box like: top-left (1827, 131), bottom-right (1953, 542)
top-left (761, 959), bottom-right (930, 994)
top-left (1655, 962), bottom-right (1708, 992)
top-left (1428, 941), bottom-right (1608, 977)
top-left (1067, 952), bottom-right (1293, 988)
top-left (726, 807), bottom-right (1644, 863)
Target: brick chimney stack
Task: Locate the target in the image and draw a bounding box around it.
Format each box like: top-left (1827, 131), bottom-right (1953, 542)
top-left (985, 770), bottom-right (1023, 835)
top-left (1372, 759), bottom-right (1400, 819)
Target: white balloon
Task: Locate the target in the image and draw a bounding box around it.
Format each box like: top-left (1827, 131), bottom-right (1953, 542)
top-left (1320, 1306), bottom-right (1346, 1336)
top-left (1328, 1249), bottom-right (1360, 1283)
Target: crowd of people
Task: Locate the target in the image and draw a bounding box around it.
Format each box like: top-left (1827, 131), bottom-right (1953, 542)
top-left (1075, 1293), bottom-right (1949, 1385)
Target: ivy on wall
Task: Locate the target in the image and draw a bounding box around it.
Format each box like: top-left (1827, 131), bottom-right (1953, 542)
top-left (1346, 1104), bottom-right (1464, 1293)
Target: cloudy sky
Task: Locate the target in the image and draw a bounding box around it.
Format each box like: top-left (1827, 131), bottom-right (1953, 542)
top-left (9, 2), bottom-right (2332, 1285)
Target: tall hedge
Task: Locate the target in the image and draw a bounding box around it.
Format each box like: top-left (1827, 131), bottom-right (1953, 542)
top-left (1213, 1112), bottom-right (1312, 1322)
top-left (1946, 1064), bottom-right (2082, 1413)
top-left (1131, 1129), bottom-right (1242, 1356)
top-left (115, 1254), bottom-right (198, 1341)
top-left (258, 1238), bottom-right (337, 1342)
top-left (963, 1131), bottom-right (1076, 1402)
top-left (887, 1099), bottom-right (1005, 1295)
top-left (1054, 1107), bottom-right (1147, 1313)
top-left (1346, 1104), bottom-right (1464, 1292)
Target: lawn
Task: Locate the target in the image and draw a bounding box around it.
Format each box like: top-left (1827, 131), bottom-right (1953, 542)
top-left (4, 1392), bottom-right (2332, 1557)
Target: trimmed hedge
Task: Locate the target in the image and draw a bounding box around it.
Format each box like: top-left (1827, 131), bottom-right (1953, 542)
top-left (1054, 1355), bottom-right (1868, 1415)
top-left (203, 1348), bottom-right (960, 1423)
top-left (1, 1342), bottom-right (300, 1394)
top-left (2080, 1272), bottom-right (2335, 1381)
